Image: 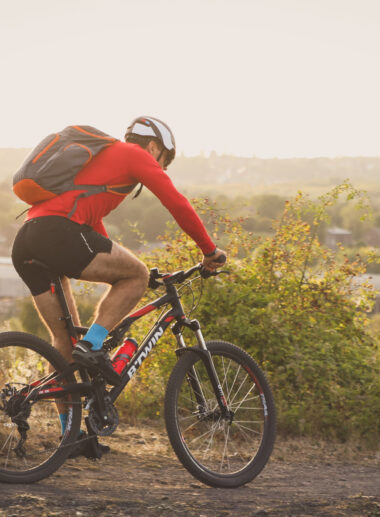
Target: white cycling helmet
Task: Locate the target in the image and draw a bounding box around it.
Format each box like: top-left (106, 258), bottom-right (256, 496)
top-left (125, 116), bottom-right (176, 166)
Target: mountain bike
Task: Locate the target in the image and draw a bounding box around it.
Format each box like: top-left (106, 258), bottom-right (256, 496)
top-left (0, 260), bottom-right (276, 488)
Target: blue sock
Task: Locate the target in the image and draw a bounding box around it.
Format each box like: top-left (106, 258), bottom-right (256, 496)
top-left (60, 413), bottom-right (85, 437)
top-left (59, 413), bottom-right (68, 434)
top-left (83, 323), bottom-right (109, 351)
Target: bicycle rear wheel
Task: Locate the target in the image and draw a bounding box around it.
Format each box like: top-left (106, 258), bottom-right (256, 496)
top-left (0, 332), bottom-right (82, 483)
top-left (165, 340), bottom-right (276, 488)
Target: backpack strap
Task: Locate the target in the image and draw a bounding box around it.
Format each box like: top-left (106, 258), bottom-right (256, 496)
top-left (105, 184), bottom-right (138, 196)
top-left (67, 187), bottom-right (106, 218)
top-left (66, 183), bottom-right (139, 218)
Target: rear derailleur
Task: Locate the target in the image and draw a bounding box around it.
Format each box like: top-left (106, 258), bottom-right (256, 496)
top-left (1, 384), bottom-right (31, 458)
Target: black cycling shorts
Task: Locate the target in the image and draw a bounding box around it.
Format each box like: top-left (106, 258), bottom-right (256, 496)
top-left (12, 216), bottom-right (112, 296)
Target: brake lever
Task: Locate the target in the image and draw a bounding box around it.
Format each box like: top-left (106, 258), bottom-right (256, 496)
top-left (148, 267), bottom-right (164, 289)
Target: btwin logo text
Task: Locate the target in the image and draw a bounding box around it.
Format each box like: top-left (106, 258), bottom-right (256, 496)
top-left (127, 327), bottom-right (164, 379)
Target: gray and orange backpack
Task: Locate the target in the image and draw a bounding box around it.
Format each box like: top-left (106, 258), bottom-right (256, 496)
top-left (13, 125), bottom-right (139, 216)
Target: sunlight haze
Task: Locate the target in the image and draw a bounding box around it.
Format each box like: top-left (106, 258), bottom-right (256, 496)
top-left (0, 0), bottom-right (379, 158)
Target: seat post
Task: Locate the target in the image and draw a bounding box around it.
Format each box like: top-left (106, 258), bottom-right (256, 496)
top-left (51, 275), bottom-right (79, 342)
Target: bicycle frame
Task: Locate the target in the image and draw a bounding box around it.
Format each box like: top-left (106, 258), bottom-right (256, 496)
top-left (24, 269), bottom-right (230, 416)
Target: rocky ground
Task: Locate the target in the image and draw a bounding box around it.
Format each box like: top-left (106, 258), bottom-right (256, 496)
top-left (0, 424), bottom-right (379, 516)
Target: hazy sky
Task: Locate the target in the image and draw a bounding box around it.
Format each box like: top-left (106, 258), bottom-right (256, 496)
top-left (0, 0), bottom-right (379, 157)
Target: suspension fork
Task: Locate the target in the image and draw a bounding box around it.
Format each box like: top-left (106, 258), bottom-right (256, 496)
top-left (175, 332), bottom-right (207, 411)
top-left (173, 320), bottom-right (229, 416)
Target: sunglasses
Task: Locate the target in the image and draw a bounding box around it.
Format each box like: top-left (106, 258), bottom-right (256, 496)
top-left (158, 147), bottom-right (175, 169)
top-left (164, 149), bottom-right (175, 168)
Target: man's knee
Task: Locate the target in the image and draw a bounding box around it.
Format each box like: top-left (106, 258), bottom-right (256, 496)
top-left (131, 259), bottom-right (149, 292)
top-left (114, 253), bottom-right (148, 288)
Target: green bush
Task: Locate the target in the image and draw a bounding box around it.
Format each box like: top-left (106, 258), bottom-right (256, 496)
top-left (126, 184), bottom-right (380, 445)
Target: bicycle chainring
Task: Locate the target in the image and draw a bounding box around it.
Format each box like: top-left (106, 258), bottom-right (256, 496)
top-left (88, 402), bottom-right (119, 436)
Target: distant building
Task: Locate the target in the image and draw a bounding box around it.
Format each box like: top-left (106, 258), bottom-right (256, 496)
top-left (326, 227), bottom-right (353, 249)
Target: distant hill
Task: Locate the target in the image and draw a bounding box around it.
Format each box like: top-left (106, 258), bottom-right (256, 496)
top-left (169, 154), bottom-right (380, 188)
top-left (1, 148), bottom-right (380, 195)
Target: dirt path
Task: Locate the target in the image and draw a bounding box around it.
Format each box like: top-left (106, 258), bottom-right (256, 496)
top-left (0, 425), bottom-right (379, 516)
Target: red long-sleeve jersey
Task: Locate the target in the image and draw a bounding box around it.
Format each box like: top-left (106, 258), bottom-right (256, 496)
top-left (26, 141), bottom-right (215, 254)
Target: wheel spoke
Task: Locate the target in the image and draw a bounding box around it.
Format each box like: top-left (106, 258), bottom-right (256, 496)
top-left (232, 406), bottom-right (262, 411)
top-left (187, 420), bottom-right (221, 446)
top-left (233, 420), bottom-right (263, 424)
top-left (1, 427), bottom-right (16, 453)
top-left (178, 412), bottom-right (201, 422)
top-left (235, 423), bottom-right (258, 444)
top-left (202, 424), bottom-right (216, 459)
top-left (233, 422), bottom-right (262, 435)
top-left (2, 429), bottom-right (16, 467)
top-left (228, 372), bottom-right (250, 406)
top-left (220, 424), bottom-right (231, 472)
top-left (181, 416), bottom-right (205, 435)
top-left (220, 357), bottom-right (232, 398)
top-left (226, 364), bottom-right (242, 403)
top-left (230, 384), bottom-right (258, 414)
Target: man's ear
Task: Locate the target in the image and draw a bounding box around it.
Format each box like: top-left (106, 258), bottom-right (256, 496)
top-left (145, 139), bottom-right (158, 156)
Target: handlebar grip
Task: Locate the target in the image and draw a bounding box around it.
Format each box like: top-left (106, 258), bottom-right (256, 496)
top-left (200, 267), bottom-right (215, 279)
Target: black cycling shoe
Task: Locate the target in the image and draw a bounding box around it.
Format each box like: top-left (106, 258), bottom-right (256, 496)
top-left (68, 431), bottom-right (110, 459)
top-left (72, 340), bottom-right (121, 386)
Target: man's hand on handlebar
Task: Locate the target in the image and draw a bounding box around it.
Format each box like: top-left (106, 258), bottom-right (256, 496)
top-left (202, 248), bottom-right (227, 271)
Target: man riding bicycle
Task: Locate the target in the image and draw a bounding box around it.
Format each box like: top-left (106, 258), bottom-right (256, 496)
top-left (12, 116), bottom-right (226, 392)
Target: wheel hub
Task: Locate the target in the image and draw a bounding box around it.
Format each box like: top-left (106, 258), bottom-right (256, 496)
top-left (198, 408), bottom-right (234, 424)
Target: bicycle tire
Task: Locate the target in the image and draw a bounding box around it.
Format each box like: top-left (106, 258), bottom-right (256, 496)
top-left (164, 340), bottom-right (276, 488)
top-left (0, 331), bottom-right (82, 483)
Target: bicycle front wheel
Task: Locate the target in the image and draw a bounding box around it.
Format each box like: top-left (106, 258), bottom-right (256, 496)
top-left (165, 340), bottom-right (276, 488)
top-left (0, 332), bottom-right (82, 483)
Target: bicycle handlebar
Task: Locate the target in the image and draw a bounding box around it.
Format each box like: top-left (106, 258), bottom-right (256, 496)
top-left (148, 256), bottom-right (227, 289)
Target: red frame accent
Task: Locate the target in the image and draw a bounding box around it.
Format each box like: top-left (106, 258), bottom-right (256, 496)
top-left (38, 387), bottom-right (65, 394)
top-left (129, 304), bottom-right (156, 318)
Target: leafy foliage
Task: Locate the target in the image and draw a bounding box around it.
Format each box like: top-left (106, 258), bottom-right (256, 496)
top-left (127, 183), bottom-right (379, 444)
